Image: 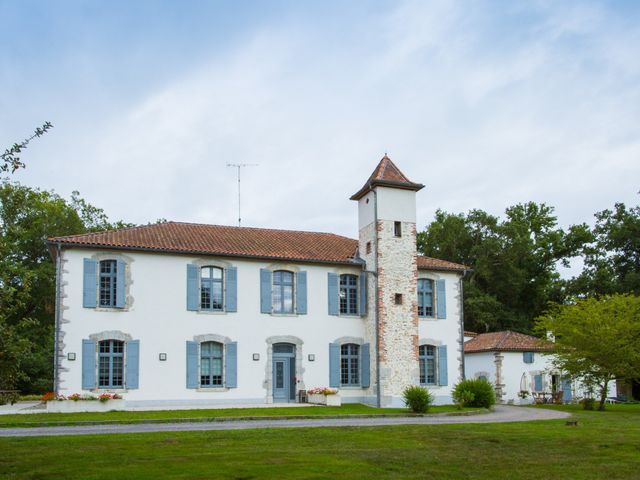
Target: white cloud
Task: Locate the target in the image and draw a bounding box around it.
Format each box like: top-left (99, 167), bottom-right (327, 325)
top-left (5, 0), bottom-right (640, 246)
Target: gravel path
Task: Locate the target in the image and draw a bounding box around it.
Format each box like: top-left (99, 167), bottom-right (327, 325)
top-left (0, 406), bottom-right (570, 437)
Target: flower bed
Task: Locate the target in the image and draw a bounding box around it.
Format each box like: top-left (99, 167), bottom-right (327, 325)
top-left (44, 393), bottom-right (126, 413)
top-left (307, 387), bottom-right (341, 406)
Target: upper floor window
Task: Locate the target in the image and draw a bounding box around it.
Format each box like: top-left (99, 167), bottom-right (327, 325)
top-left (272, 270), bottom-right (294, 314)
top-left (200, 267), bottom-right (223, 311)
top-left (419, 344), bottom-right (436, 385)
top-left (200, 341), bottom-right (223, 387)
top-left (99, 260), bottom-right (118, 307)
top-left (341, 343), bottom-right (360, 386)
top-left (98, 339), bottom-right (124, 388)
top-left (84, 258), bottom-right (126, 309)
top-left (417, 279), bottom-right (434, 317)
top-left (186, 264), bottom-right (237, 313)
top-left (339, 274), bottom-right (358, 315)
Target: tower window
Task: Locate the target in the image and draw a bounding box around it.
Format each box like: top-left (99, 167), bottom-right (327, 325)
top-left (366, 241), bottom-right (372, 254)
top-left (395, 293), bottom-right (403, 305)
top-left (394, 221), bottom-right (402, 237)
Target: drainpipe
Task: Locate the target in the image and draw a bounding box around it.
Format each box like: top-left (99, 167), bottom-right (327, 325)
top-left (459, 271), bottom-right (467, 380)
top-left (372, 186), bottom-right (382, 408)
top-left (53, 242), bottom-right (62, 394)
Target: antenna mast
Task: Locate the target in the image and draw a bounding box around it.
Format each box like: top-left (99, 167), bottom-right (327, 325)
top-left (226, 163), bottom-right (258, 227)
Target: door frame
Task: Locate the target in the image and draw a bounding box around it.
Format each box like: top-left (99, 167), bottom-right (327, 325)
top-left (265, 336), bottom-right (304, 404)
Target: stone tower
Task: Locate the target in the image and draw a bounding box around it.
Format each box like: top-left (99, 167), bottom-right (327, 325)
top-left (351, 156), bottom-right (425, 407)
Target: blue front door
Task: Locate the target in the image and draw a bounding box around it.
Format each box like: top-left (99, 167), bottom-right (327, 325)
top-left (562, 378), bottom-right (572, 402)
top-left (273, 357), bottom-right (291, 402)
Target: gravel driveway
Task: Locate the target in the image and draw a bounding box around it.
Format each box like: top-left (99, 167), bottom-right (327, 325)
top-left (0, 406), bottom-right (571, 438)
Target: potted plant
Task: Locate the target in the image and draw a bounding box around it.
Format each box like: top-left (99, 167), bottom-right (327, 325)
top-left (307, 387), bottom-right (341, 406)
top-left (45, 392), bottom-right (125, 413)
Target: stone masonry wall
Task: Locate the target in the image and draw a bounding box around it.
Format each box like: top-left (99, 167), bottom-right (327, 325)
top-left (376, 220), bottom-right (419, 405)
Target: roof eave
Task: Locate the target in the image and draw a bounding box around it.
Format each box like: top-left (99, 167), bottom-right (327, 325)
top-left (46, 240), bottom-right (361, 267)
top-left (349, 180), bottom-right (425, 201)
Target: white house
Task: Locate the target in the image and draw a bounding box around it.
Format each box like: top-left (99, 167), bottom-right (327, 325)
top-left (464, 331), bottom-right (616, 404)
top-left (49, 156), bottom-right (467, 408)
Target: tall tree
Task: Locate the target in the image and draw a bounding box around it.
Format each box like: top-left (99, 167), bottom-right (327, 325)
top-left (0, 182), bottom-right (132, 393)
top-left (535, 294), bottom-right (640, 411)
top-left (569, 203), bottom-right (640, 297)
top-left (418, 203), bottom-right (589, 333)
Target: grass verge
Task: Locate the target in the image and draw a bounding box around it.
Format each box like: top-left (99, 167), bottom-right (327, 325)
top-left (0, 403), bottom-right (469, 428)
top-left (0, 404), bottom-right (639, 479)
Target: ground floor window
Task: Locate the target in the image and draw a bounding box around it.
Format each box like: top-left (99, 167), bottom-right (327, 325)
top-left (98, 340), bottom-right (124, 388)
top-left (340, 343), bottom-right (360, 386)
top-left (419, 345), bottom-right (436, 385)
top-left (200, 341), bottom-right (223, 387)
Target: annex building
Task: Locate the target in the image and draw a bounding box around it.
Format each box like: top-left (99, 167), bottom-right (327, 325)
top-left (49, 157), bottom-right (467, 408)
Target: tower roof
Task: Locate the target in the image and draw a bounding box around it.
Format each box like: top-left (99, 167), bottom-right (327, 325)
top-left (350, 155), bottom-right (425, 200)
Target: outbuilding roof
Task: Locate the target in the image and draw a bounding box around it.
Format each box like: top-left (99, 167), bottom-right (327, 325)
top-left (464, 331), bottom-right (553, 353)
top-left (48, 221), bottom-right (468, 271)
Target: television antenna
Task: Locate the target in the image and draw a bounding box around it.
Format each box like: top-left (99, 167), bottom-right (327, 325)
top-left (226, 163), bottom-right (258, 227)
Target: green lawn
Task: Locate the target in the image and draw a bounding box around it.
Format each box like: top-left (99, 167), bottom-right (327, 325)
top-left (1, 404), bottom-right (639, 479)
top-left (0, 404), bottom-right (468, 428)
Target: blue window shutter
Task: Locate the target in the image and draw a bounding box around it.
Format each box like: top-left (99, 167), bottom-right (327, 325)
top-left (327, 273), bottom-right (339, 315)
top-left (126, 340), bottom-right (140, 389)
top-left (115, 259), bottom-right (126, 308)
top-left (436, 279), bottom-right (447, 319)
top-left (186, 264), bottom-right (199, 311)
top-left (523, 352), bottom-right (534, 364)
top-left (329, 343), bottom-right (340, 387)
top-left (81, 339), bottom-right (96, 390)
top-left (361, 343), bottom-right (371, 388)
top-left (359, 274), bottom-right (367, 316)
top-left (83, 258), bottom-right (97, 308)
top-left (296, 271), bottom-right (307, 314)
top-left (260, 269), bottom-right (272, 313)
top-left (186, 341), bottom-right (198, 389)
top-left (534, 374), bottom-right (543, 391)
top-left (225, 267), bottom-right (238, 312)
top-left (437, 345), bottom-right (448, 386)
top-left (225, 341), bottom-right (238, 388)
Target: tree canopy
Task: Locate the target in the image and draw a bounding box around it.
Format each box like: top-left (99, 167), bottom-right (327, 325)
top-left (0, 181), bottom-right (131, 393)
top-left (535, 294), bottom-right (640, 410)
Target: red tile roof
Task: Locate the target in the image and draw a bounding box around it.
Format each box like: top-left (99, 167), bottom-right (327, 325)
top-left (48, 221), bottom-right (467, 271)
top-left (417, 256), bottom-right (468, 272)
top-left (464, 331), bottom-right (553, 353)
top-left (350, 155), bottom-right (425, 200)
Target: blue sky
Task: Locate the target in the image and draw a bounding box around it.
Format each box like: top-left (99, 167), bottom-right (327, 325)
top-left (2, 1), bottom-right (640, 262)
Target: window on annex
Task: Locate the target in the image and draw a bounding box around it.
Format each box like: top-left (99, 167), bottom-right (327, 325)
top-left (98, 340), bottom-right (124, 388)
top-left (272, 270), bottom-right (294, 314)
top-left (339, 274), bottom-right (359, 315)
top-left (200, 341), bottom-right (223, 387)
top-left (340, 343), bottom-right (360, 386)
top-left (200, 266), bottom-right (224, 311)
top-left (419, 344), bottom-right (437, 385)
top-left (417, 279), bottom-right (434, 317)
top-left (99, 260), bottom-right (118, 307)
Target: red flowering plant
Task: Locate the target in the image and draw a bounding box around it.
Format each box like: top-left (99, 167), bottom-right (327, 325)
top-left (98, 393), bottom-right (122, 403)
top-left (40, 392), bottom-right (57, 402)
top-left (307, 387), bottom-right (338, 396)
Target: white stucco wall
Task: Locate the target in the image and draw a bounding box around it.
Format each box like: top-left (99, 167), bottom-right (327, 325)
top-left (465, 351), bottom-right (617, 404)
top-left (417, 270), bottom-right (463, 405)
top-left (58, 247), bottom-right (464, 407)
top-left (58, 248), bottom-right (369, 406)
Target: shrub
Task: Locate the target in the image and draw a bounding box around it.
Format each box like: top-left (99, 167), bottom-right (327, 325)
top-left (403, 386), bottom-right (434, 413)
top-left (452, 379), bottom-right (496, 409)
top-left (581, 398), bottom-right (595, 410)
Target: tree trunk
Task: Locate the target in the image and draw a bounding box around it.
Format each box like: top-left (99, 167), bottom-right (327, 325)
top-left (598, 377), bottom-right (610, 411)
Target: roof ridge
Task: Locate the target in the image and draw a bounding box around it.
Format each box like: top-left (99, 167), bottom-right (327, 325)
top-left (164, 221), bottom-right (358, 241)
